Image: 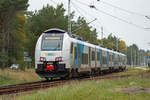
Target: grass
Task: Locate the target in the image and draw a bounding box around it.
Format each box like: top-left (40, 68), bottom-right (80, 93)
top-left (0, 69), bottom-right (42, 86)
top-left (1, 66), bottom-right (150, 100)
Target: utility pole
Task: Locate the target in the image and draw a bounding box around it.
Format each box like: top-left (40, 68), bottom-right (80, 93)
top-left (131, 47), bottom-right (133, 67)
top-left (101, 27), bottom-right (103, 46)
top-left (135, 50), bottom-right (136, 66)
top-left (116, 39), bottom-right (119, 51)
top-left (68, 0), bottom-right (71, 34)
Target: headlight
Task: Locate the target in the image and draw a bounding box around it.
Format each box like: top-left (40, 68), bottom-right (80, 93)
top-left (55, 57), bottom-right (62, 61)
top-left (40, 57), bottom-right (46, 62)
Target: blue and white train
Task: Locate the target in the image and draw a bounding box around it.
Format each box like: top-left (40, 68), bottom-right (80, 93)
top-left (35, 28), bottom-right (127, 80)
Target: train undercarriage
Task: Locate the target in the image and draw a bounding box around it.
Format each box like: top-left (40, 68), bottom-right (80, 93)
top-left (36, 61), bottom-right (126, 80)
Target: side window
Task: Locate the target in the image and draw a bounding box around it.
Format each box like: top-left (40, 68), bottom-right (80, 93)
top-left (102, 56), bottom-right (107, 64)
top-left (92, 51), bottom-right (95, 61)
top-left (82, 53), bottom-right (88, 64)
top-left (109, 54), bottom-right (112, 61)
top-left (97, 52), bottom-right (100, 61)
top-left (74, 47), bottom-right (77, 59)
top-left (70, 42), bottom-right (73, 54)
top-left (102, 51), bottom-right (107, 64)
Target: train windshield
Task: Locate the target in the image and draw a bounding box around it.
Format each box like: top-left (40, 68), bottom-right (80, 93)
top-left (41, 35), bottom-right (63, 51)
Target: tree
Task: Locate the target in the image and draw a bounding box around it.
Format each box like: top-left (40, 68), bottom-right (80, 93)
top-left (27, 4), bottom-right (68, 36)
top-left (0, 0), bottom-right (28, 69)
top-left (126, 44), bottom-right (139, 66)
top-left (72, 17), bottom-right (98, 43)
top-left (26, 4), bottom-right (98, 64)
top-left (119, 40), bottom-right (127, 54)
top-left (10, 13), bottom-right (29, 69)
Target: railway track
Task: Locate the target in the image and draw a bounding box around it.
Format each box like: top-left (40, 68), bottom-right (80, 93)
top-left (0, 73), bottom-right (131, 96)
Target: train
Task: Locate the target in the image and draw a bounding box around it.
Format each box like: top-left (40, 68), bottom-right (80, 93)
top-left (147, 56), bottom-right (150, 67)
top-left (35, 28), bottom-right (127, 80)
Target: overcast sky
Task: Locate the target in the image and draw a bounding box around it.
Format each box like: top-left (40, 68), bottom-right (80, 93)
top-left (28, 0), bottom-right (150, 50)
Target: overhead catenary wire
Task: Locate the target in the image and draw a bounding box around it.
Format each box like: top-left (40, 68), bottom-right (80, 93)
top-left (72, 18), bottom-right (97, 33)
top-left (50, 0), bottom-right (58, 6)
top-left (71, 1), bottom-right (86, 19)
top-left (71, 1), bottom-right (99, 29)
top-left (72, 1), bottom-right (115, 40)
top-left (71, 1), bottom-right (101, 30)
top-left (71, 0), bottom-right (96, 20)
top-left (75, 0), bottom-right (150, 32)
top-left (71, 0), bottom-right (116, 37)
top-left (95, 8), bottom-right (146, 30)
top-left (99, 0), bottom-right (148, 17)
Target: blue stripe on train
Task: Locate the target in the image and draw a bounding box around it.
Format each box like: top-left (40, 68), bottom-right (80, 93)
top-left (80, 44), bottom-right (84, 65)
top-left (100, 49), bottom-right (103, 67)
top-left (73, 43), bottom-right (79, 68)
top-left (107, 51), bottom-right (109, 67)
top-left (74, 43), bottom-right (84, 68)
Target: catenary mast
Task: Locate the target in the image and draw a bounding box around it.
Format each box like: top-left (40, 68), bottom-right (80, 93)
top-left (68, 0), bottom-right (71, 34)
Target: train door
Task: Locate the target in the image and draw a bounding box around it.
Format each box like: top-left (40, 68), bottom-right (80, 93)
top-left (73, 44), bottom-right (79, 68)
top-left (96, 50), bottom-right (100, 68)
top-left (89, 47), bottom-right (91, 67)
top-left (100, 49), bottom-right (103, 67)
top-left (107, 51), bottom-right (109, 67)
top-left (70, 42), bottom-right (74, 68)
top-left (109, 53), bottom-right (112, 67)
top-left (78, 44), bottom-right (81, 67)
top-left (112, 53), bottom-right (115, 67)
top-left (118, 54), bottom-right (120, 67)
top-left (102, 50), bottom-right (107, 69)
top-left (91, 48), bottom-right (96, 68)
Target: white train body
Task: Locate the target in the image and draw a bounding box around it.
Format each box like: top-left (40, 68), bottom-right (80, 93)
top-left (35, 28), bottom-right (126, 79)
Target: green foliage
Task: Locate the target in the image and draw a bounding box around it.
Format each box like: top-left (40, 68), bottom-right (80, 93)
top-left (9, 69), bottom-right (150, 100)
top-left (72, 17), bottom-right (98, 43)
top-left (119, 40), bottom-right (127, 54)
top-left (27, 4), bottom-right (68, 36)
top-left (26, 4), bottom-right (98, 64)
top-left (0, 0), bottom-right (29, 69)
top-left (0, 69), bottom-right (42, 86)
top-left (99, 34), bottom-right (127, 54)
top-left (0, 1), bottom-right (148, 70)
top-left (126, 44), bottom-right (147, 66)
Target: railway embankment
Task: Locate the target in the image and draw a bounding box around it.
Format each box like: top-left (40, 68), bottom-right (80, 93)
top-left (0, 69), bottom-right (42, 86)
top-left (0, 66), bottom-right (150, 100)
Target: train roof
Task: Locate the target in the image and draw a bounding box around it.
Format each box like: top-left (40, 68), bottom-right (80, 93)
top-left (44, 28), bottom-right (66, 33)
top-left (42, 28), bottom-right (126, 57)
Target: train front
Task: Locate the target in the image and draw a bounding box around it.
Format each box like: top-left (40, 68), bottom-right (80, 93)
top-left (35, 28), bottom-right (70, 79)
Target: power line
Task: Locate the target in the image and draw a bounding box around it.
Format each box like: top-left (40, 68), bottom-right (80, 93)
top-left (72, 18), bottom-right (97, 33)
top-left (72, 1), bottom-right (119, 36)
top-left (145, 16), bottom-right (150, 20)
top-left (50, 0), bottom-right (58, 6)
top-left (71, 1), bottom-right (85, 18)
top-left (71, 1), bottom-right (114, 39)
top-left (71, 1), bottom-right (97, 21)
top-left (99, 0), bottom-right (147, 17)
top-left (75, 1), bottom-right (149, 31)
top-left (75, 0), bottom-right (89, 7)
top-left (95, 8), bottom-right (146, 30)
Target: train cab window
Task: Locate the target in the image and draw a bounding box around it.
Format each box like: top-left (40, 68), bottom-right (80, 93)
top-left (41, 35), bottom-right (63, 51)
top-left (92, 51), bottom-right (95, 61)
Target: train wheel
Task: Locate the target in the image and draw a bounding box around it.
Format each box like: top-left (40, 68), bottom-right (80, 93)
top-left (45, 77), bottom-right (49, 81)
